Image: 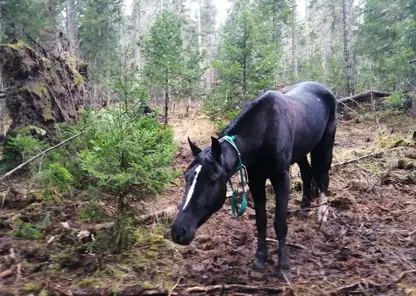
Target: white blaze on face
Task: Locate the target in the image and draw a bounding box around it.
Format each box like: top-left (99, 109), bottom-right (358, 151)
top-left (318, 192), bottom-right (329, 223)
top-left (182, 165), bottom-right (203, 210)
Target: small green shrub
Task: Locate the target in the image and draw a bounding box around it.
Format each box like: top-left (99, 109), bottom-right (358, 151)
top-left (384, 91), bottom-right (407, 110)
top-left (8, 221), bottom-right (45, 239)
top-left (1, 130), bottom-right (49, 172)
top-left (37, 163), bottom-right (73, 197)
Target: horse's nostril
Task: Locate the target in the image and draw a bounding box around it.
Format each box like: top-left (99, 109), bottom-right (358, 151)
top-left (172, 224), bottom-right (187, 241)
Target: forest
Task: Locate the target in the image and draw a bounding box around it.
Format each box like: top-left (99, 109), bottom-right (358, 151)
top-left (0, 0), bottom-right (415, 295)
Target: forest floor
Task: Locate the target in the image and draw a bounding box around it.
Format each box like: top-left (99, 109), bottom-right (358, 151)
top-left (1, 104), bottom-right (416, 296)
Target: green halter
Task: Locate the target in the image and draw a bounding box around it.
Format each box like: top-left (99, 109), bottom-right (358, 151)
top-left (219, 135), bottom-right (248, 217)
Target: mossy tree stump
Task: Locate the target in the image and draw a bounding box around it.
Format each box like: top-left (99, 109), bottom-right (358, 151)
top-left (0, 40), bottom-right (88, 140)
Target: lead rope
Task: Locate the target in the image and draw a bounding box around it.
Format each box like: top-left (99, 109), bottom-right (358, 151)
top-left (219, 135), bottom-right (248, 217)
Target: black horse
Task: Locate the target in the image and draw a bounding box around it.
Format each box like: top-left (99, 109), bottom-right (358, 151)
top-left (171, 81), bottom-right (337, 276)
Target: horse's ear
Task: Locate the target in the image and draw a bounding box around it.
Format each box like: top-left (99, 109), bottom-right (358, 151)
top-left (211, 136), bottom-right (222, 163)
top-left (188, 137), bottom-right (201, 156)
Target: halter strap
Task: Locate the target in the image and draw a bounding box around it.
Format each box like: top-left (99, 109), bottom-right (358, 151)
top-left (219, 135), bottom-right (248, 217)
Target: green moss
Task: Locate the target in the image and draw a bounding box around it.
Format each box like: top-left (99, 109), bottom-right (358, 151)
top-left (18, 83), bottom-right (54, 121)
top-left (22, 282), bottom-right (41, 292)
top-left (39, 289), bottom-right (48, 296)
top-left (73, 70), bottom-right (84, 85)
top-left (28, 190), bottom-right (46, 202)
top-left (7, 40), bottom-right (26, 50)
top-left (61, 52), bottom-right (84, 85)
top-left (78, 277), bottom-right (102, 288)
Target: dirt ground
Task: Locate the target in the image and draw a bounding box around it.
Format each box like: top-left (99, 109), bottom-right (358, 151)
top-left (1, 108), bottom-right (416, 296)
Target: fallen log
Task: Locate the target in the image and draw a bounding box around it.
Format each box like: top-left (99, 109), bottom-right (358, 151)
top-left (337, 91), bottom-right (391, 104)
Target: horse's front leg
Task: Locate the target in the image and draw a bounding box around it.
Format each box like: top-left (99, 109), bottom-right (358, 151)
top-left (270, 168), bottom-right (291, 274)
top-left (247, 169), bottom-right (267, 270)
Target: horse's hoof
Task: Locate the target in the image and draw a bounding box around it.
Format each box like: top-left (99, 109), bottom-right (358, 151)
top-left (253, 258), bottom-right (266, 271)
top-left (277, 268), bottom-right (293, 281)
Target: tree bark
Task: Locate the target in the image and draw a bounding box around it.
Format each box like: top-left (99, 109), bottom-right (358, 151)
top-left (66, 0), bottom-right (80, 57)
top-left (305, 0), bottom-right (310, 60)
top-left (164, 75), bottom-right (169, 125)
top-left (291, 0), bottom-right (298, 81)
top-left (132, 0), bottom-right (142, 69)
top-left (342, 0), bottom-right (354, 96)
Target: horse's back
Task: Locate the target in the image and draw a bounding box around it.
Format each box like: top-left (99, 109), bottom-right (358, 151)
top-left (284, 81), bottom-right (337, 115)
top-left (274, 81), bottom-right (337, 162)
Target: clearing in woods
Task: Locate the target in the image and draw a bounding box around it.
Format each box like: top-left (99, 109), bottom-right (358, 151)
top-left (1, 103), bottom-right (416, 295)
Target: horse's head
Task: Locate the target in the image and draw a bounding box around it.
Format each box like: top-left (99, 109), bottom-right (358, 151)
top-left (171, 136), bottom-right (228, 245)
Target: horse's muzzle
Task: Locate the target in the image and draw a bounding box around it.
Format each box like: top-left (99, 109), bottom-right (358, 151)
top-left (171, 223), bottom-right (195, 245)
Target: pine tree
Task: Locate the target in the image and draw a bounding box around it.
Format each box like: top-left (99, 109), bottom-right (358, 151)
top-left (78, 0), bottom-right (123, 82)
top-left (205, 0), bottom-right (277, 124)
top-left (141, 11), bottom-right (185, 124)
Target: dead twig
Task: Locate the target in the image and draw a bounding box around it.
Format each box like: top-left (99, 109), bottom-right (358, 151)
top-left (262, 238), bottom-right (307, 250)
top-left (393, 269), bottom-right (416, 283)
top-left (0, 132), bottom-right (84, 182)
top-left (138, 205), bottom-right (178, 224)
top-left (15, 263), bottom-right (21, 284)
top-left (169, 267), bottom-right (183, 296)
top-left (0, 266), bottom-right (16, 278)
top-left (185, 284), bottom-right (287, 294)
top-left (332, 147), bottom-right (406, 167)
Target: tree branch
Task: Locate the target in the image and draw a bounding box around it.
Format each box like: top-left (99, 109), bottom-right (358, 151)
top-left (332, 147), bottom-right (405, 167)
top-left (0, 132), bottom-right (84, 182)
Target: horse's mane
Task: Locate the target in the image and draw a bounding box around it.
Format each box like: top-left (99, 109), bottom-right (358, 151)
top-left (219, 91), bottom-right (274, 137)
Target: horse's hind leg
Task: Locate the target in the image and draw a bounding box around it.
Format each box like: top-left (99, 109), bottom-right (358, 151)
top-left (297, 156), bottom-right (313, 212)
top-left (311, 124), bottom-right (336, 223)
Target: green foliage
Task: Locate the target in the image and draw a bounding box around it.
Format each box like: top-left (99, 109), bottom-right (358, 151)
top-left (358, 0), bottom-right (416, 91)
top-left (79, 114), bottom-right (176, 195)
top-left (1, 130), bottom-right (49, 173)
top-left (142, 10), bottom-right (204, 121)
top-left (384, 91), bottom-right (407, 109)
top-left (1, 0), bottom-right (65, 43)
top-left (78, 0), bottom-right (123, 81)
top-left (8, 220), bottom-right (45, 239)
top-left (204, 0), bottom-right (278, 123)
top-left (79, 204), bottom-right (110, 223)
top-left (37, 163), bottom-right (73, 197)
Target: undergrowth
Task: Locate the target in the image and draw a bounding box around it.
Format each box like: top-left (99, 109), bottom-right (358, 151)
top-left (1, 75), bottom-right (178, 254)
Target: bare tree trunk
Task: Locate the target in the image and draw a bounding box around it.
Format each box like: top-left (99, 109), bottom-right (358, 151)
top-left (305, 0), bottom-right (310, 61)
top-left (132, 0), bottom-right (141, 69)
top-left (197, 0), bottom-right (202, 52)
top-left (322, 1), bottom-right (336, 72)
top-left (66, 0), bottom-right (80, 57)
top-left (291, 0), bottom-right (298, 81)
top-left (164, 75), bottom-right (169, 125)
top-left (342, 0), bottom-right (354, 96)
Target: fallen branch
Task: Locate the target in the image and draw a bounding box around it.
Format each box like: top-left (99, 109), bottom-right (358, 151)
top-left (337, 91), bottom-right (391, 104)
top-left (185, 284), bottom-right (287, 294)
top-left (46, 284), bottom-right (173, 296)
top-left (138, 205), bottom-right (178, 224)
top-left (332, 147), bottom-right (406, 167)
top-left (0, 132), bottom-right (84, 182)
top-left (329, 279), bottom-right (384, 295)
top-left (0, 266), bottom-right (15, 278)
top-left (393, 269), bottom-right (416, 283)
